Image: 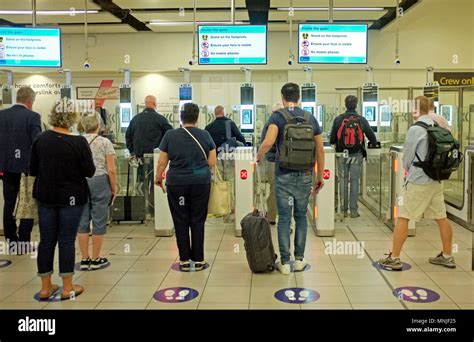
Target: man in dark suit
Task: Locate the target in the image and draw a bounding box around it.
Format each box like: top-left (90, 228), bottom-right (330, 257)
top-left (0, 87), bottom-right (42, 251)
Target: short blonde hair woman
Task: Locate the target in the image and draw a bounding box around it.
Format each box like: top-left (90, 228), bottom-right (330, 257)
top-left (77, 113), bottom-right (117, 270)
top-left (30, 106), bottom-right (95, 300)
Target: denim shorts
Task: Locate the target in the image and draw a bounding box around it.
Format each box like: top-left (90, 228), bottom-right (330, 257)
top-left (78, 174), bottom-right (112, 235)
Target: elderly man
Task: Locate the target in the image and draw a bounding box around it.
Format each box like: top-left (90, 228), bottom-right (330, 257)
top-left (0, 87), bottom-right (42, 252)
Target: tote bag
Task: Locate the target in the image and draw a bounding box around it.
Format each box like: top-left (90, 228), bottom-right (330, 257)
top-left (14, 174), bottom-right (38, 220)
top-left (182, 127), bottom-right (231, 216)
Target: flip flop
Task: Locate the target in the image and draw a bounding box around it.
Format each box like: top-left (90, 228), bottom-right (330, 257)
top-left (39, 284), bottom-right (60, 300)
top-left (60, 285), bottom-right (84, 301)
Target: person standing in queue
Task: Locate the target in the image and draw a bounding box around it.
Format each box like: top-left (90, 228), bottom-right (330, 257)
top-left (0, 87), bottom-right (42, 253)
top-left (126, 95), bottom-right (172, 209)
top-left (257, 83), bottom-right (325, 275)
top-left (329, 95), bottom-right (377, 218)
top-left (155, 103), bottom-right (217, 271)
top-left (77, 113), bottom-right (117, 270)
top-left (30, 105), bottom-right (95, 300)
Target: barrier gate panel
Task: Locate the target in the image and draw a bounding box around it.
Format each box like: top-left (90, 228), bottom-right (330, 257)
top-left (154, 149), bottom-right (174, 237)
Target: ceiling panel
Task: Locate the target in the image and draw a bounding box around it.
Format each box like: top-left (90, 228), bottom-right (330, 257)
top-left (59, 24), bottom-right (136, 34)
top-left (0, 0), bottom-right (100, 10)
top-left (0, 13), bottom-right (120, 24)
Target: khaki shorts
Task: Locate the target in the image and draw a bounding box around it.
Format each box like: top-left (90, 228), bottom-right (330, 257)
top-left (398, 182), bottom-right (447, 221)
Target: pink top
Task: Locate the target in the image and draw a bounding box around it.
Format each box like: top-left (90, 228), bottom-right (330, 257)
top-left (428, 112), bottom-right (451, 131)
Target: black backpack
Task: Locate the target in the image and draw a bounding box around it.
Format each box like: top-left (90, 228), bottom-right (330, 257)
top-left (413, 121), bottom-right (463, 181)
top-left (336, 114), bottom-right (364, 153)
top-left (276, 108), bottom-right (315, 171)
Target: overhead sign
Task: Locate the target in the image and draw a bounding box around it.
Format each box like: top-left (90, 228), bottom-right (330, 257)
top-left (434, 72), bottom-right (474, 87)
top-left (0, 27), bottom-right (61, 67)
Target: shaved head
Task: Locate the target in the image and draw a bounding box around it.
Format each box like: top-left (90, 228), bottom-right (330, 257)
top-left (214, 105), bottom-right (225, 117)
top-left (145, 95), bottom-right (157, 109)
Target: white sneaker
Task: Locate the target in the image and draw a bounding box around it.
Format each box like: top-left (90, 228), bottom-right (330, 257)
top-left (278, 263), bottom-right (291, 275)
top-left (294, 259), bottom-right (308, 271)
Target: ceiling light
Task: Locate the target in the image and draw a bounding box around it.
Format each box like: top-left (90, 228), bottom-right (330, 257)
top-left (0, 10), bottom-right (99, 15)
top-left (149, 21), bottom-right (244, 26)
top-left (276, 7), bottom-right (385, 11)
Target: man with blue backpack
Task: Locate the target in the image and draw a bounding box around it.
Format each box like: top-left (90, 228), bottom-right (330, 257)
top-left (379, 96), bottom-right (462, 270)
top-left (257, 83), bottom-right (325, 275)
top-left (329, 95), bottom-right (377, 218)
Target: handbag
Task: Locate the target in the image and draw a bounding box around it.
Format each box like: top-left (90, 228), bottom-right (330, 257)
top-left (182, 127), bottom-right (231, 215)
top-left (14, 174), bottom-right (38, 220)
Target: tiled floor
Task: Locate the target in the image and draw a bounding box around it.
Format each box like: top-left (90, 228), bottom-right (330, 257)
top-left (0, 204), bottom-right (472, 310)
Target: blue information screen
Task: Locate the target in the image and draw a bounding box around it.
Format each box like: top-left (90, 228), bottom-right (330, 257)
top-left (298, 24), bottom-right (367, 64)
top-left (0, 27), bottom-right (61, 67)
top-left (198, 25), bottom-right (267, 65)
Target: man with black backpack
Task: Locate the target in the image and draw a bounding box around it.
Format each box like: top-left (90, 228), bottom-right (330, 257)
top-left (379, 96), bottom-right (462, 270)
top-left (257, 83), bottom-right (325, 275)
top-left (329, 95), bottom-right (377, 218)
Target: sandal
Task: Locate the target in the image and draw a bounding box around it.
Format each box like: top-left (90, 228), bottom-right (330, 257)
top-left (39, 284), bottom-right (60, 300)
top-left (60, 285), bottom-right (84, 301)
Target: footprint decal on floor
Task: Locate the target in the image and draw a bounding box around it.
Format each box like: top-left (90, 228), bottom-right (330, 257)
top-left (394, 286), bottom-right (440, 303)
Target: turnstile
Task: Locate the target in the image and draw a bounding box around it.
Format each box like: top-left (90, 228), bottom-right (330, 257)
top-left (153, 148), bottom-right (174, 237)
top-left (234, 147), bottom-right (254, 237)
top-left (308, 146), bottom-right (335, 237)
top-left (389, 145), bottom-right (416, 236)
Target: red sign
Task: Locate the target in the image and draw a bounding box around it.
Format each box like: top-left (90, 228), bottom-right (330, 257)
top-left (240, 170), bottom-right (248, 180)
top-left (323, 169), bottom-right (331, 180)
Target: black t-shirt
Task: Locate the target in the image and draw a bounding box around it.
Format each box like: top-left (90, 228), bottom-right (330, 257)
top-left (29, 130), bottom-right (96, 206)
top-left (159, 127), bottom-right (216, 185)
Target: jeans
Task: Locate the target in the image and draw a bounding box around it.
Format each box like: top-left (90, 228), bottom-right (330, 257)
top-left (338, 152), bottom-right (363, 214)
top-left (78, 174), bottom-right (112, 235)
top-left (166, 183), bottom-right (211, 262)
top-left (275, 171), bottom-right (312, 264)
top-left (37, 203), bottom-right (85, 277)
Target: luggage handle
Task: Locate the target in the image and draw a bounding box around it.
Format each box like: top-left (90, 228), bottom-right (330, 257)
top-left (253, 163), bottom-right (266, 215)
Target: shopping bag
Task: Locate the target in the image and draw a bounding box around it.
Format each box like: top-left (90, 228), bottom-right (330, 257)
top-left (14, 174), bottom-right (38, 220)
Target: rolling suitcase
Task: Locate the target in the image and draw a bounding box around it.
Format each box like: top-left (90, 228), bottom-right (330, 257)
top-left (240, 165), bottom-right (277, 273)
top-left (111, 161), bottom-right (146, 224)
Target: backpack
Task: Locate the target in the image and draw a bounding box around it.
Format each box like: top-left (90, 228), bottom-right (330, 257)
top-left (219, 119), bottom-right (244, 153)
top-left (276, 108), bottom-right (316, 171)
top-left (413, 121), bottom-right (463, 181)
top-left (336, 114), bottom-right (364, 153)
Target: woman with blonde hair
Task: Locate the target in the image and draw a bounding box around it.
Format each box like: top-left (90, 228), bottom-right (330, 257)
top-left (30, 105), bottom-right (95, 300)
top-left (77, 113), bottom-right (117, 270)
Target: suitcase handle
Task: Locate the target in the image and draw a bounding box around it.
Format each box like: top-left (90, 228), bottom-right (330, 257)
top-left (253, 163), bottom-right (266, 214)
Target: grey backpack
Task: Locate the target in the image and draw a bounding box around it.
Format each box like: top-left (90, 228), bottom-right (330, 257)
top-left (277, 108), bottom-right (316, 171)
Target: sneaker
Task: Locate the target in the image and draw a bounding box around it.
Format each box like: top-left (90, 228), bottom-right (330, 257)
top-left (278, 263), bottom-right (291, 275)
top-left (378, 253), bottom-right (403, 271)
top-left (429, 252), bottom-right (456, 269)
top-left (194, 261), bottom-right (207, 271)
top-left (90, 257), bottom-right (109, 270)
top-left (294, 259), bottom-right (308, 271)
top-left (179, 261), bottom-right (191, 272)
top-left (350, 212), bottom-right (360, 218)
top-left (80, 258), bottom-right (91, 270)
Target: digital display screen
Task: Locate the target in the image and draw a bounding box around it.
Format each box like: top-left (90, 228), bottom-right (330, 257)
top-left (380, 105), bottom-right (391, 127)
top-left (198, 25), bottom-right (267, 65)
top-left (302, 86), bottom-right (316, 102)
top-left (240, 105), bottom-right (254, 132)
top-left (364, 106), bottom-right (376, 122)
top-left (240, 86), bottom-right (254, 105)
top-left (179, 86), bottom-right (192, 101)
top-left (121, 108), bottom-right (131, 123)
top-left (303, 106), bottom-right (314, 115)
top-left (441, 105), bottom-right (453, 122)
top-left (363, 85), bottom-right (378, 102)
top-left (298, 24), bottom-right (368, 64)
top-left (0, 27), bottom-right (61, 67)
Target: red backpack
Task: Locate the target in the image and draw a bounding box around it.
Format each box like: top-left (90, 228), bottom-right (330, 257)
top-left (336, 115), bottom-right (364, 153)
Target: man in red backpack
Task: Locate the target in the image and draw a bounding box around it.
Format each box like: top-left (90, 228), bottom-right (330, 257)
top-left (329, 95), bottom-right (377, 218)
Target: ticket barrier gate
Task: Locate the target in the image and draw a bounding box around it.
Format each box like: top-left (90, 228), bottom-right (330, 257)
top-left (308, 146), bottom-right (335, 236)
top-left (153, 148), bottom-right (174, 237)
top-left (360, 143), bottom-right (383, 217)
top-left (234, 147), bottom-right (255, 237)
top-left (389, 146), bottom-right (416, 236)
top-left (445, 146), bottom-right (474, 230)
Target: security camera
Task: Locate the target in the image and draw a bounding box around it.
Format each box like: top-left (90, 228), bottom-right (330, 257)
top-left (83, 58), bottom-right (91, 70)
top-left (394, 58), bottom-right (401, 65)
top-left (188, 60), bottom-right (194, 66)
top-left (288, 59), bottom-right (294, 66)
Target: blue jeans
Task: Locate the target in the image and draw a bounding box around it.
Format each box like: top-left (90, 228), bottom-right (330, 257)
top-left (275, 171), bottom-right (312, 264)
top-left (37, 203), bottom-right (85, 277)
top-left (338, 152), bottom-right (363, 214)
